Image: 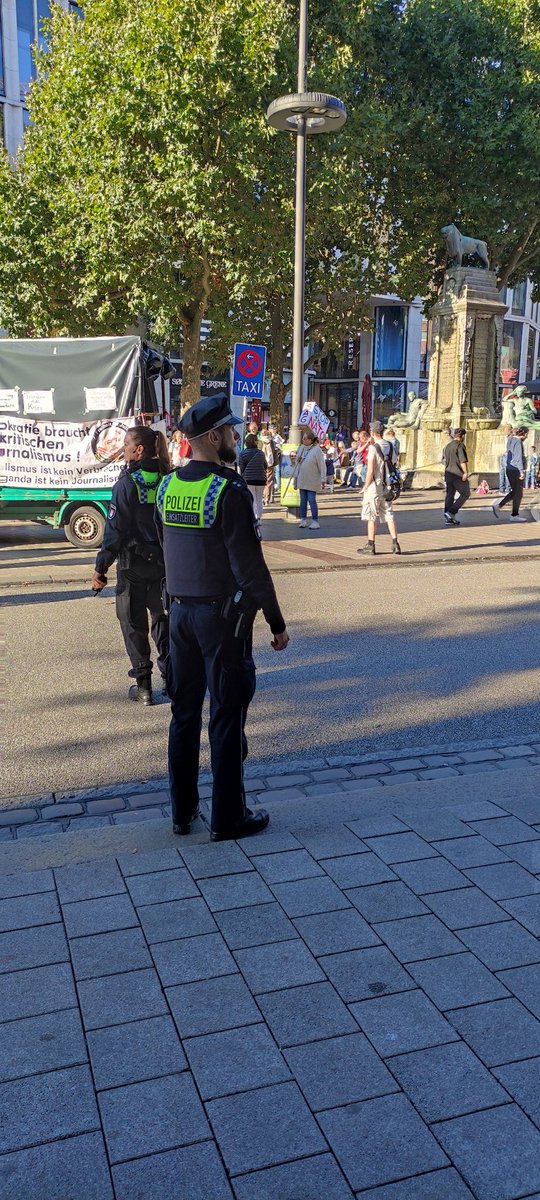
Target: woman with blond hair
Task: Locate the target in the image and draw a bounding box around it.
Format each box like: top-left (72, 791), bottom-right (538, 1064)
top-left (293, 430), bottom-right (326, 529)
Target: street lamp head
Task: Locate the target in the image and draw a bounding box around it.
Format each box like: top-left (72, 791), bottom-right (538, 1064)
top-left (266, 92), bottom-right (347, 135)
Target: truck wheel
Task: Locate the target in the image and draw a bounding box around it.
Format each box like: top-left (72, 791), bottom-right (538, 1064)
top-left (64, 506), bottom-right (106, 549)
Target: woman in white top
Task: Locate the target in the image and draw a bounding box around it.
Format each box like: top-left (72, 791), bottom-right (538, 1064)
top-left (293, 430), bottom-right (327, 529)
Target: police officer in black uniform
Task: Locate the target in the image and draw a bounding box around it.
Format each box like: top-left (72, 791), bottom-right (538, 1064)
top-left (155, 394), bottom-right (289, 841)
top-left (92, 425), bottom-right (169, 706)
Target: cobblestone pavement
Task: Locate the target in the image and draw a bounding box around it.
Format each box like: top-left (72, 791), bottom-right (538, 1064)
top-left (0, 764), bottom-right (539, 1198)
top-left (3, 735), bottom-right (540, 841)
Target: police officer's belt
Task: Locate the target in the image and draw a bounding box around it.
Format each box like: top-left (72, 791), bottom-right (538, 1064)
top-left (170, 596), bottom-right (222, 605)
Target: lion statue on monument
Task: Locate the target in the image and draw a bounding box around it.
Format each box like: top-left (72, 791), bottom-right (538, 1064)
top-left (441, 223), bottom-right (490, 269)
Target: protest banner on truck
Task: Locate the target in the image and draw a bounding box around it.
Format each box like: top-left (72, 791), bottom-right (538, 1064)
top-left (298, 401), bottom-right (330, 441)
top-left (0, 414), bottom-right (136, 489)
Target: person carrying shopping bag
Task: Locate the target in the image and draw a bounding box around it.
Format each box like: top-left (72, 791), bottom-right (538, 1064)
top-left (293, 430), bottom-right (327, 529)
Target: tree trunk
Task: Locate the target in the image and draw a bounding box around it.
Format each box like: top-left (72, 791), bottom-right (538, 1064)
top-left (180, 313), bottom-right (205, 411)
top-left (180, 254), bottom-right (211, 411)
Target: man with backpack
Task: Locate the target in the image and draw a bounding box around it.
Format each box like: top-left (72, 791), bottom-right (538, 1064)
top-left (358, 421), bottom-right (401, 556)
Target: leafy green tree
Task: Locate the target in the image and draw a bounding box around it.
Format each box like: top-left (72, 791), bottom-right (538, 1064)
top-left (0, 0), bottom-right (538, 425)
top-left (0, 0), bottom-right (293, 405)
top-left (356, 0), bottom-right (540, 299)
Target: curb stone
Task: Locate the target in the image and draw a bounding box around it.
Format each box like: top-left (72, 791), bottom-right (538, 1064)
top-left (2, 735), bottom-right (540, 840)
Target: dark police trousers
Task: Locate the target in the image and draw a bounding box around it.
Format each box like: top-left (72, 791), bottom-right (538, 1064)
top-left (167, 599), bottom-right (256, 832)
top-left (498, 466), bottom-right (523, 517)
top-left (444, 472), bottom-right (470, 515)
top-left (116, 564), bottom-right (168, 682)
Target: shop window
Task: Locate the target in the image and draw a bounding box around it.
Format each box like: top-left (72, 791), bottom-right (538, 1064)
top-left (500, 320), bottom-right (523, 384)
top-left (511, 280), bottom-right (527, 317)
top-left (373, 306), bottom-right (407, 376)
top-left (309, 380), bottom-right (357, 437)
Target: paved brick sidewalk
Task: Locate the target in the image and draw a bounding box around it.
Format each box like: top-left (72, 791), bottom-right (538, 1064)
top-left (3, 735), bottom-right (540, 841)
top-left (0, 767), bottom-right (540, 1198)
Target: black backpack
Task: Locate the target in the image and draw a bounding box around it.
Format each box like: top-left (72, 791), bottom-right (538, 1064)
top-left (374, 443), bottom-right (401, 502)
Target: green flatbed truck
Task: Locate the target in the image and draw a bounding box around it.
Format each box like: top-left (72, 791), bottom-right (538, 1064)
top-left (0, 335), bottom-right (169, 548)
top-left (0, 485), bottom-right (112, 547)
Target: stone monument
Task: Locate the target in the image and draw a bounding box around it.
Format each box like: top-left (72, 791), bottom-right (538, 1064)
top-left (400, 224), bottom-right (540, 485)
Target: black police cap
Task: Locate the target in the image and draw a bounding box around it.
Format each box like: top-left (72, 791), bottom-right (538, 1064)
top-left (178, 394), bottom-right (242, 439)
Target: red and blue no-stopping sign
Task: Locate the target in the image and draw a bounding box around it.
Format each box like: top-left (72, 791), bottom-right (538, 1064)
top-left (232, 342), bottom-right (267, 400)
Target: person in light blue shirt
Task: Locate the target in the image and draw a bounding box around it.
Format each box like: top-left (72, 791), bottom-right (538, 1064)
top-left (492, 427), bottom-right (528, 521)
top-left (525, 448), bottom-right (538, 490)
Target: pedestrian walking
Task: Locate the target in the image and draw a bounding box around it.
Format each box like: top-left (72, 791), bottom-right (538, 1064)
top-left (359, 420), bottom-right (401, 555)
top-left (238, 434), bottom-right (267, 521)
top-left (269, 425), bottom-right (284, 489)
top-left (525, 445), bottom-right (538, 490)
top-left (155, 393), bottom-right (289, 840)
top-left (492, 426), bottom-right (528, 522)
top-left (442, 428), bottom-right (470, 525)
top-left (91, 425), bottom-right (169, 705)
top-left (261, 430), bottom-right (278, 506)
top-left (293, 430), bottom-right (327, 528)
top-left (498, 424), bottom-right (513, 493)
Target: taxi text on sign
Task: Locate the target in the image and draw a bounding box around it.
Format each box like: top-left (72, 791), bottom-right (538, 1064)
top-left (232, 343), bottom-right (267, 400)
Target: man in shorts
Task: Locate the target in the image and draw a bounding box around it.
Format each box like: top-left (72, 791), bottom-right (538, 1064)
top-left (358, 421), bottom-right (401, 556)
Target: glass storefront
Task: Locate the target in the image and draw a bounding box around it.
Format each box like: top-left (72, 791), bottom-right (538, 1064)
top-left (500, 320), bottom-right (523, 383)
top-left (309, 380), bottom-right (358, 438)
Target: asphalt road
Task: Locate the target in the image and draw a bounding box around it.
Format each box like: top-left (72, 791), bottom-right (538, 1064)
top-left (3, 557), bottom-right (540, 803)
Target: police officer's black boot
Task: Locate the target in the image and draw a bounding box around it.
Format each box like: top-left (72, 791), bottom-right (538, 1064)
top-left (128, 675), bottom-right (154, 705)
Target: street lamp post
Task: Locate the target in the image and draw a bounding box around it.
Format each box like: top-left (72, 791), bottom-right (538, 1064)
top-left (267, 0), bottom-right (347, 441)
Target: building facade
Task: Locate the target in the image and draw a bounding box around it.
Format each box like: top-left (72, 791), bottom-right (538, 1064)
top-left (0, 0), bottom-right (81, 157)
top-left (308, 281), bottom-right (540, 435)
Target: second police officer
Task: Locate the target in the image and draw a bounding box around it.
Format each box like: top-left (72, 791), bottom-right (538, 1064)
top-left (155, 394), bottom-right (289, 841)
top-left (92, 425), bottom-right (169, 705)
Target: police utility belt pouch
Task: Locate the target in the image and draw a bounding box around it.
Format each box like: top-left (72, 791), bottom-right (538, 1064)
top-left (221, 590), bottom-right (258, 638)
top-left (127, 539), bottom-right (162, 565)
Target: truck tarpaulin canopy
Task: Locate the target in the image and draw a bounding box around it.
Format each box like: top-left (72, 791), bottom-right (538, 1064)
top-left (0, 336), bottom-right (142, 422)
top-left (0, 335), bottom-right (170, 490)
